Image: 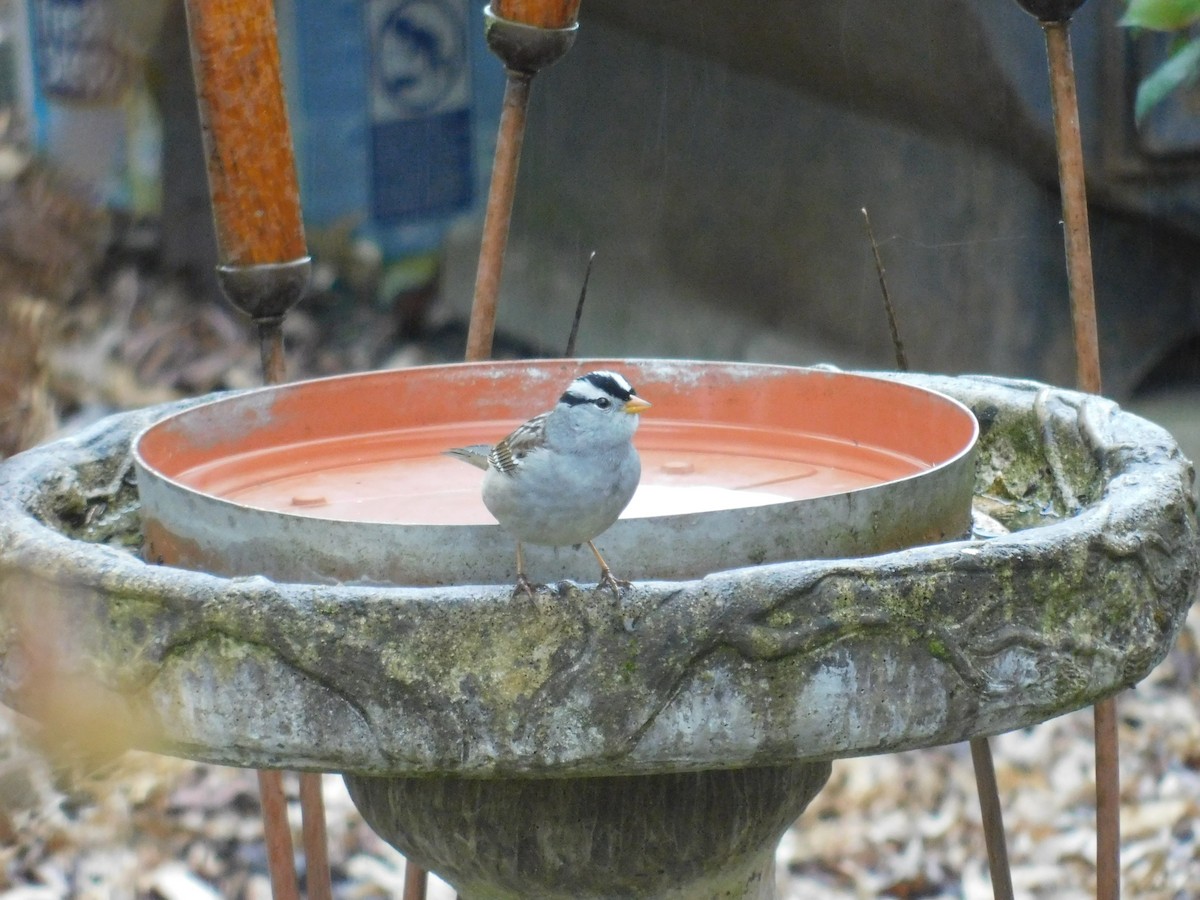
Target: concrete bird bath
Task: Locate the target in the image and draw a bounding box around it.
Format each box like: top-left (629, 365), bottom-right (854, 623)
top-left (0, 365), bottom-right (1196, 899)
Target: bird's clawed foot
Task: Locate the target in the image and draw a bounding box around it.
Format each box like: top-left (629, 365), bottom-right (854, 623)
top-left (513, 572), bottom-right (543, 598)
top-left (587, 541), bottom-right (631, 601)
top-left (597, 567), bottom-right (632, 601)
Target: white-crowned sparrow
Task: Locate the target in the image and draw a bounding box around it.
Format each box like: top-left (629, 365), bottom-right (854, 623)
top-left (446, 370), bottom-right (651, 596)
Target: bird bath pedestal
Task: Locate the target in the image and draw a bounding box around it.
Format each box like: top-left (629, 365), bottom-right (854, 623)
top-left (0, 366), bottom-right (1196, 899)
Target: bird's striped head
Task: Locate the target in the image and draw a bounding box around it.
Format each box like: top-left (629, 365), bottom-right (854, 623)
top-left (558, 371), bottom-right (651, 414)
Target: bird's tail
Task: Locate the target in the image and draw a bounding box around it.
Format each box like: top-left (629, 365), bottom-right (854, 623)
top-left (443, 445), bottom-right (492, 470)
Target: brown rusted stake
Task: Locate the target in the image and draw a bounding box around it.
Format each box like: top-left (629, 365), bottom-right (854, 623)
top-left (970, 738), bottom-right (1016, 900)
top-left (441, 5), bottom-right (583, 895)
top-left (184, 0), bottom-right (307, 267)
top-left (493, 0), bottom-right (581, 29)
top-left (1043, 21), bottom-right (1101, 395)
top-left (184, 0), bottom-right (312, 385)
top-left (467, 70), bottom-right (532, 362)
top-left (1019, 4), bottom-right (1117, 897)
top-left (465, 4), bottom-right (579, 362)
top-left (1093, 696), bottom-right (1121, 899)
top-left (257, 770), bottom-right (300, 900)
top-left (403, 865), bottom-right (429, 900)
top-left (183, 2), bottom-right (325, 898)
top-left (1042, 19), bottom-right (1117, 900)
top-left (299, 773), bottom-right (333, 900)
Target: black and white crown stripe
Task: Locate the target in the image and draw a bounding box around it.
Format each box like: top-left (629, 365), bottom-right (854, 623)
top-left (559, 371), bottom-right (636, 407)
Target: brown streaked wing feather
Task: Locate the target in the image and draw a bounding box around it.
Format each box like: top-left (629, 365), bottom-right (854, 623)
top-left (489, 413), bottom-right (548, 475)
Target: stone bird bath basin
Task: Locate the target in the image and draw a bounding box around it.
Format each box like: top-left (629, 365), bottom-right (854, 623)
top-left (0, 367), bottom-right (1196, 898)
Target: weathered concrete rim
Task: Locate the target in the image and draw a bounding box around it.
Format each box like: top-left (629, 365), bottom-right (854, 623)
top-left (0, 371), bottom-right (1196, 776)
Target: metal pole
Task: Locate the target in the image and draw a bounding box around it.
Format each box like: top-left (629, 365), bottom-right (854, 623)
top-left (466, 70), bottom-right (532, 361)
top-left (182, 2), bottom-right (324, 898)
top-left (183, 0), bottom-right (310, 376)
top-left (256, 770), bottom-right (300, 900)
top-left (1043, 22), bottom-right (1102, 394)
top-left (1014, 3), bottom-right (1116, 896)
top-left (444, 6), bottom-right (582, 893)
top-left (464, 4), bottom-right (579, 362)
top-left (402, 866), bottom-right (429, 900)
top-left (299, 773), bottom-right (334, 900)
top-left (970, 738), bottom-right (1016, 900)
top-left (1040, 20), bottom-right (1117, 900)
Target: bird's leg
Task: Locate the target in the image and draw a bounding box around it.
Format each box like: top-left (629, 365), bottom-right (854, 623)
top-left (588, 541), bottom-right (631, 600)
top-left (513, 541), bottom-right (537, 597)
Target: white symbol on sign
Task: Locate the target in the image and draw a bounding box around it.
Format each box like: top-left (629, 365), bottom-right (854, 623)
top-left (369, 0), bottom-right (469, 122)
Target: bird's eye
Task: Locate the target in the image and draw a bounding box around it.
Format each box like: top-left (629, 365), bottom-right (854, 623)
top-left (594, 397), bottom-right (612, 409)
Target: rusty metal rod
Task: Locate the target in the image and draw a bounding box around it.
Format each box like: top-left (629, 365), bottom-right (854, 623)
top-left (494, 0), bottom-right (581, 29)
top-left (185, 0), bottom-right (310, 392)
top-left (403, 865), bottom-right (429, 900)
top-left (465, 2), bottom-right (578, 362)
top-left (449, 7), bottom-right (581, 895)
top-left (1043, 21), bottom-right (1101, 394)
top-left (183, 0), bottom-right (307, 267)
top-left (1041, 19), bottom-right (1118, 900)
top-left (466, 70), bottom-right (532, 362)
top-left (299, 773), bottom-right (333, 900)
top-left (183, 1), bottom-right (323, 896)
top-left (257, 770), bottom-right (300, 900)
top-left (1093, 696), bottom-right (1121, 899)
top-left (970, 738), bottom-right (1016, 900)
top-left (257, 319), bottom-right (288, 387)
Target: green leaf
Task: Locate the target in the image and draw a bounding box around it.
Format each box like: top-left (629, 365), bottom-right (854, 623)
top-left (1121, 0), bottom-right (1200, 31)
top-left (1135, 36), bottom-right (1200, 120)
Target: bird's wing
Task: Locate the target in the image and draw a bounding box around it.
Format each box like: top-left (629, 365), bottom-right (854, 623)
top-left (443, 444), bottom-right (492, 471)
top-left (489, 413), bottom-right (549, 475)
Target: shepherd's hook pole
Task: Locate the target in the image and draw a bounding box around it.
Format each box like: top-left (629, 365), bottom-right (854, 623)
top-left (1014, 3), bottom-right (1116, 898)
top-left (182, 2), bottom-right (326, 899)
top-left (465, 2), bottom-right (580, 361)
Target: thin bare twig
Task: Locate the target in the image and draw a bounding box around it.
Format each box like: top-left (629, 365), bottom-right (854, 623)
top-left (564, 251), bottom-right (597, 357)
top-left (861, 208), bottom-right (909, 371)
top-left (862, 207), bottom-right (1015, 898)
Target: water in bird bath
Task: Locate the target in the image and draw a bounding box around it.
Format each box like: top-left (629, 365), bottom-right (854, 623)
top-left (172, 421), bottom-right (930, 525)
top-left (135, 359), bottom-right (976, 584)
